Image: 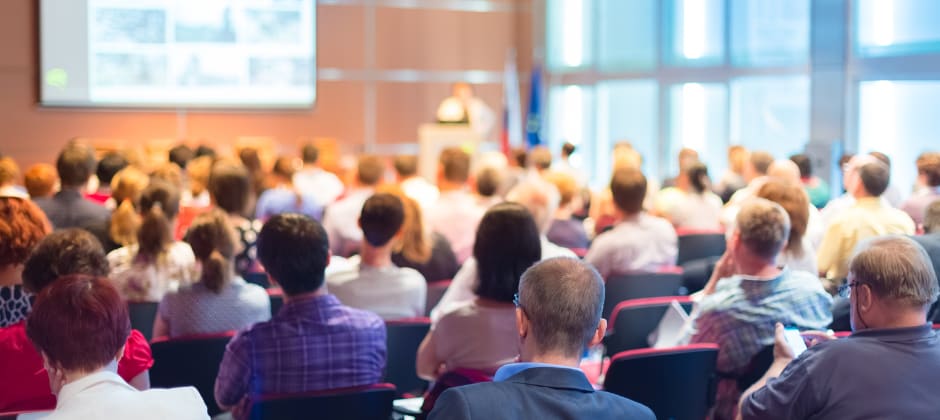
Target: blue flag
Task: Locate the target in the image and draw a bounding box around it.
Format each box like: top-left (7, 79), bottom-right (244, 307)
top-left (525, 64), bottom-right (543, 148)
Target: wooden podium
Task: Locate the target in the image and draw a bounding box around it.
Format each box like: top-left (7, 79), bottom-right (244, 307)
top-left (417, 123), bottom-right (483, 181)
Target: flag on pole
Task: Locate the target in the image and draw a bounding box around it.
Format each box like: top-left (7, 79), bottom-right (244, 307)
top-left (525, 64), bottom-right (543, 148)
top-left (501, 49), bottom-right (522, 157)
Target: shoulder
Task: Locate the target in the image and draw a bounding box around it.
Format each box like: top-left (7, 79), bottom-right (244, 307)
top-left (140, 385), bottom-right (208, 415)
top-left (397, 267), bottom-right (428, 286)
top-left (168, 242), bottom-right (195, 260)
top-left (594, 391), bottom-right (657, 418)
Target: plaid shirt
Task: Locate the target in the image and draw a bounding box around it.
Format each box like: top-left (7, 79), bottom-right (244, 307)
top-left (690, 268), bottom-right (832, 420)
top-left (214, 294), bottom-right (386, 418)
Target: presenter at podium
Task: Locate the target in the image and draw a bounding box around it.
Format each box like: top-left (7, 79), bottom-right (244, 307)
top-left (436, 82), bottom-right (496, 142)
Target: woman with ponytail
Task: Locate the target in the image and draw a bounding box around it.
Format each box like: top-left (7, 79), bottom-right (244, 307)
top-left (152, 209), bottom-right (269, 339)
top-left (107, 180), bottom-right (198, 301)
top-left (654, 161), bottom-right (724, 230)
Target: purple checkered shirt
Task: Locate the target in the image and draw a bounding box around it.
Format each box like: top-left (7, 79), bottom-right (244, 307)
top-left (214, 293), bottom-right (386, 418)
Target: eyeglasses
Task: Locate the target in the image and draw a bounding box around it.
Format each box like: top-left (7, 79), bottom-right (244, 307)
top-left (838, 281), bottom-right (865, 298)
top-left (513, 293), bottom-right (521, 308)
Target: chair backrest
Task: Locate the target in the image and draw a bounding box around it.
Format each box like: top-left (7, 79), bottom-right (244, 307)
top-left (679, 255), bottom-right (720, 294)
top-left (605, 344), bottom-right (719, 420)
top-left (605, 296), bottom-right (693, 356)
top-left (150, 331), bottom-right (236, 416)
top-left (248, 383), bottom-right (396, 420)
top-left (735, 344), bottom-right (774, 392)
top-left (425, 280), bottom-right (451, 317)
top-left (244, 271), bottom-right (271, 289)
top-left (127, 301), bottom-right (159, 341)
top-left (384, 318), bottom-right (431, 396)
top-left (603, 273), bottom-right (684, 319)
top-left (268, 288), bottom-right (284, 317)
top-left (677, 233), bottom-right (726, 265)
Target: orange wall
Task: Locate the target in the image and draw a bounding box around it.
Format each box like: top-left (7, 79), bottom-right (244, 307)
top-left (0, 0), bottom-right (532, 167)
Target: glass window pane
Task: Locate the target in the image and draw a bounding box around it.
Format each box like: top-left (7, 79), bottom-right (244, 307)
top-left (856, 0), bottom-right (940, 57)
top-left (730, 0), bottom-right (810, 66)
top-left (669, 83), bottom-right (728, 179)
top-left (597, 80), bottom-right (659, 180)
top-left (546, 0), bottom-right (593, 70)
top-left (597, 0), bottom-right (657, 71)
top-left (729, 76), bottom-right (810, 161)
top-left (858, 80), bottom-right (940, 195)
top-left (547, 85), bottom-right (596, 183)
top-left (667, 0), bottom-right (725, 66)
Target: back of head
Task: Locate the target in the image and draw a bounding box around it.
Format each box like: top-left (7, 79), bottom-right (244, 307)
top-left (858, 161), bottom-right (890, 197)
top-left (187, 156), bottom-right (214, 195)
top-left (257, 213), bottom-right (329, 296)
top-left (195, 145), bottom-right (217, 159)
top-left (768, 159), bottom-right (802, 185)
top-left (393, 155), bottom-right (418, 178)
top-left (26, 275), bottom-right (130, 373)
top-left (728, 145), bottom-right (749, 173)
top-left (56, 142), bottom-right (96, 188)
top-left (96, 152), bottom-right (129, 186)
top-left (357, 155), bottom-right (385, 186)
top-left (685, 162), bottom-right (711, 194)
top-left (301, 143), bottom-right (320, 165)
top-left (439, 148), bottom-right (471, 184)
top-left (612, 147), bottom-right (643, 171)
top-left (511, 147), bottom-right (528, 168)
top-left (507, 178), bottom-right (560, 233)
top-left (528, 146), bottom-right (553, 170)
top-left (359, 193), bottom-right (404, 247)
top-left (376, 185), bottom-right (431, 263)
top-left (610, 167), bottom-right (647, 215)
top-left (749, 151), bottom-right (775, 177)
top-left (272, 156), bottom-right (297, 180)
top-left (108, 167), bottom-right (150, 247)
top-left (543, 171), bottom-right (578, 207)
top-left (473, 202), bottom-right (542, 303)
top-left (238, 148), bottom-right (262, 172)
top-left (0, 157), bottom-right (21, 186)
top-left (519, 257), bottom-right (604, 357)
top-left (185, 209), bottom-right (237, 293)
top-left (869, 151), bottom-right (891, 168)
top-left (137, 180), bottom-right (181, 258)
top-left (0, 197), bottom-right (52, 268)
top-left (850, 236), bottom-right (939, 309)
top-left (734, 198), bottom-right (790, 261)
top-left (22, 229), bottom-right (109, 294)
top-left (789, 154), bottom-right (812, 178)
top-left (474, 167), bottom-right (503, 198)
top-left (23, 164), bottom-right (57, 198)
top-left (925, 200), bottom-right (940, 234)
top-left (678, 148), bottom-right (699, 168)
top-left (756, 180), bottom-right (809, 255)
top-left (916, 152), bottom-right (940, 188)
top-left (561, 142), bottom-right (576, 158)
top-left (168, 145), bottom-right (194, 169)
top-left (209, 160), bottom-right (251, 215)
top-left (149, 162), bottom-right (184, 190)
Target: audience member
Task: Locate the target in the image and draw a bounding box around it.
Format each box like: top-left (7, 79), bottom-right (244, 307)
top-left (327, 193), bottom-right (427, 319)
top-left (790, 153), bottom-right (829, 208)
top-left (739, 236), bottom-right (940, 419)
top-left (911, 200), bottom-right (940, 296)
top-left (322, 154), bottom-right (384, 257)
top-left (34, 142), bottom-right (110, 229)
top-left (0, 157), bottom-right (27, 198)
top-left (237, 147), bottom-right (267, 201)
top-left (25, 275), bottom-right (208, 419)
top-left (655, 161), bottom-right (723, 230)
top-left (107, 181), bottom-right (197, 301)
top-left (543, 171), bottom-right (589, 249)
top-left (208, 160), bottom-right (263, 276)
top-left (725, 150), bottom-right (774, 208)
top-left (0, 197), bottom-right (51, 327)
top-left (0, 229), bottom-right (154, 412)
top-left (692, 198), bottom-right (832, 420)
top-left (23, 163), bottom-right (58, 199)
top-left (429, 258), bottom-right (655, 420)
top-left (473, 166), bottom-right (503, 209)
top-left (194, 145), bottom-right (216, 159)
top-left (716, 145), bottom-right (749, 203)
top-left (86, 151), bottom-right (129, 205)
top-left (214, 214), bottom-right (386, 420)
top-left (149, 162), bottom-right (184, 192)
top-left (154, 209), bottom-right (270, 338)
top-left (755, 180), bottom-right (817, 274)
top-left (394, 154), bottom-right (439, 210)
top-left (662, 147), bottom-right (700, 188)
top-left (96, 167), bottom-right (150, 252)
top-left (182, 155), bottom-right (213, 208)
top-left (382, 186), bottom-right (459, 283)
top-left (870, 151), bottom-right (905, 207)
top-left (168, 144), bottom-right (195, 170)
top-left (551, 142), bottom-right (587, 187)
top-left (585, 168), bottom-right (677, 279)
top-left (293, 142), bottom-right (344, 207)
top-left (817, 158), bottom-right (915, 283)
top-left (427, 148), bottom-right (487, 263)
top-left (901, 151), bottom-right (940, 228)
top-left (418, 203), bottom-right (541, 379)
top-left (527, 146), bottom-right (552, 174)
top-left (255, 156), bottom-right (322, 221)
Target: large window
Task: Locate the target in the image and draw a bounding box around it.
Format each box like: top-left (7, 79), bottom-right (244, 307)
top-left (596, 80), bottom-right (659, 178)
top-left (666, 0), bottom-right (725, 67)
top-left (597, 0), bottom-right (657, 71)
top-left (668, 83), bottom-right (728, 177)
top-left (856, 0), bottom-right (940, 57)
top-left (730, 76), bottom-right (810, 160)
top-left (730, 0), bottom-right (810, 66)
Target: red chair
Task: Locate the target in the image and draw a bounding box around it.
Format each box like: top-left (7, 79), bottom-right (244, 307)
top-left (603, 272), bottom-right (685, 319)
top-left (127, 301), bottom-right (159, 341)
top-left (248, 383), bottom-right (396, 420)
top-left (425, 280), bottom-right (451, 317)
top-left (604, 344), bottom-right (719, 420)
top-left (676, 232), bottom-right (726, 265)
top-left (384, 317), bottom-right (431, 396)
top-left (267, 288), bottom-right (284, 316)
top-left (150, 331), bottom-right (236, 416)
top-left (605, 296), bottom-right (693, 356)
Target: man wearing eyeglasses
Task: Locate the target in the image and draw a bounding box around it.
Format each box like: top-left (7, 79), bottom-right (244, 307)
top-left (428, 257), bottom-right (655, 420)
top-left (739, 236), bottom-right (940, 420)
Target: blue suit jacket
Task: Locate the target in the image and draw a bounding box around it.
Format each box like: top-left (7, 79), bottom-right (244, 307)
top-left (428, 366), bottom-right (655, 420)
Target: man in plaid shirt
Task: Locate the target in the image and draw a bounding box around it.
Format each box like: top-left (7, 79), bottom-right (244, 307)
top-left (691, 199), bottom-right (831, 420)
top-left (214, 213), bottom-right (387, 419)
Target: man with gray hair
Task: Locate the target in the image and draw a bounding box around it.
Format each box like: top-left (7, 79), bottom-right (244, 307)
top-left (692, 198), bottom-right (832, 420)
top-left (912, 200), bottom-right (940, 319)
top-left (740, 236), bottom-right (940, 419)
top-left (429, 257), bottom-right (655, 420)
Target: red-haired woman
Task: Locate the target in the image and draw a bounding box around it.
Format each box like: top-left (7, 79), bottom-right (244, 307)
top-left (0, 197), bottom-right (51, 327)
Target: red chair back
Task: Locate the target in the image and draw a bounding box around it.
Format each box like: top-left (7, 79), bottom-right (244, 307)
top-left (249, 383), bottom-right (396, 420)
top-left (384, 318), bottom-right (431, 396)
top-left (150, 331), bottom-right (236, 416)
top-left (605, 296), bottom-right (693, 356)
top-left (603, 272), bottom-right (685, 319)
top-left (425, 280), bottom-right (451, 317)
top-left (605, 344), bottom-right (719, 420)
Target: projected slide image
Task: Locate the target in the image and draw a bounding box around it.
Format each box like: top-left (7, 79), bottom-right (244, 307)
top-left (249, 57), bottom-right (312, 86)
top-left (93, 8), bottom-right (166, 44)
top-left (94, 53), bottom-right (167, 87)
top-left (174, 3), bottom-right (236, 43)
top-left (242, 10), bottom-right (302, 44)
top-left (176, 53), bottom-right (241, 87)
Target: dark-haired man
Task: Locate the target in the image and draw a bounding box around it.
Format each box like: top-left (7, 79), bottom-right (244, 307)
top-left (86, 151), bottom-right (128, 205)
top-left (429, 258), bottom-right (655, 420)
top-left (328, 193), bottom-right (427, 319)
top-left (214, 214), bottom-right (386, 420)
top-left (34, 142), bottom-right (110, 230)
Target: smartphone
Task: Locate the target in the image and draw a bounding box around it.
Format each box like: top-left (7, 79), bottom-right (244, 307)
top-left (783, 327), bottom-right (807, 357)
